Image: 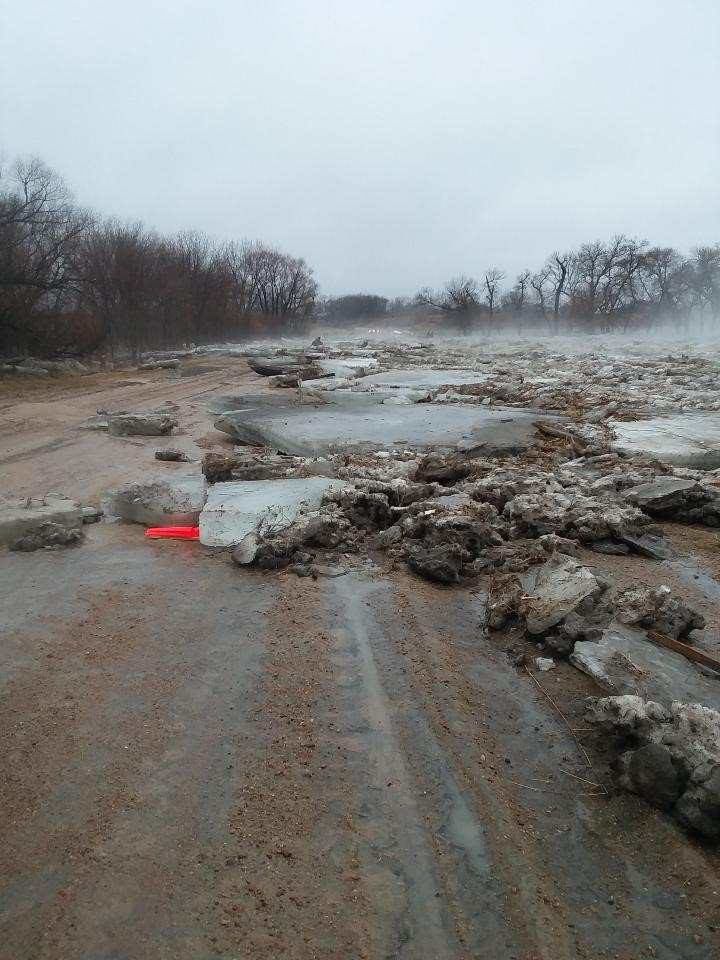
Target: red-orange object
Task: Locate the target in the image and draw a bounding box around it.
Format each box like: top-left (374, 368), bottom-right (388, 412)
top-left (145, 526), bottom-right (200, 540)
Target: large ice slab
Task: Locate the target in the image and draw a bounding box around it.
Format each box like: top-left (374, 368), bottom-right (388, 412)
top-left (199, 477), bottom-right (344, 546)
top-left (352, 368), bottom-right (489, 391)
top-left (212, 396), bottom-right (547, 457)
top-left (0, 497), bottom-right (83, 547)
top-left (316, 357), bottom-right (379, 378)
top-left (103, 476), bottom-right (207, 526)
top-left (571, 624), bottom-right (720, 709)
top-left (612, 412), bottom-right (720, 468)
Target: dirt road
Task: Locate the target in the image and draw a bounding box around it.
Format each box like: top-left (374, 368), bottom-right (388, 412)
top-left (0, 356), bottom-right (263, 502)
top-left (1, 364), bottom-right (719, 959)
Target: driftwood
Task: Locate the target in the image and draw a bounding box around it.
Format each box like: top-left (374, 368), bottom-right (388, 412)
top-left (646, 631), bottom-right (720, 675)
top-left (535, 420), bottom-right (589, 455)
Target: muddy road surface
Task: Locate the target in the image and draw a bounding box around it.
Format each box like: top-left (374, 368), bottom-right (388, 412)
top-left (0, 356), bottom-right (266, 502)
top-left (1, 361), bottom-right (719, 959)
top-left (2, 534), bottom-right (718, 960)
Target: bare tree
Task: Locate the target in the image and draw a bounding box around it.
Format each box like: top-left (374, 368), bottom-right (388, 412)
top-left (77, 220), bottom-right (164, 358)
top-left (0, 157), bottom-right (91, 351)
top-left (549, 253), bottom-right (573, 321)
top-left (417, 276), bottom-right (480, 313)
top-left (633, 246), bottom-right (691, 321)
top-left (689, 245), bottom-right (720, 322)
top-left (502, 270), bottom-right (531, 315)
top-left (233, 242), bottom-right (316, 320)
top-left (483, 268), bottom-right (504, 315)
top-left (567, 236), bottom-right (647, 326)
top-left (516, 269), bottom-right (531, 309)
top-left (530, 265), bottom-right (552, 320)
top-left (416, 276), bottom-right (483, 331)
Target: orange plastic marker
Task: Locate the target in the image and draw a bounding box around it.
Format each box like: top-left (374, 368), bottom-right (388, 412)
top-left (145, 526), bottom-right (200, 540)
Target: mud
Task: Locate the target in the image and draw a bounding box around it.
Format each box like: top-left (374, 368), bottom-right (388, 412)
top-left (1, 344), bottom-right (720, 959)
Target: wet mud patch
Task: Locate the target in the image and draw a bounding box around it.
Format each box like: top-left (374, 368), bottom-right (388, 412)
top-left (212, 574), bottom-right (372, 960)
top-left (348, 572), bottom-right (720, 959)
top-left (0, 532), bottom-right (276, 959)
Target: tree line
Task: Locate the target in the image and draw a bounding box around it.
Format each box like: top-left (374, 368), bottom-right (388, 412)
top-left (0, 155), bottom-right (317, 357)
top-left (314, 237), bottom-right (719, 334)
top-left (411, 237), bottom-right (720, 332)
top-left (3, 152), bottom-right (718, 356)
top-left (319, 294), bottom-right (389, 323)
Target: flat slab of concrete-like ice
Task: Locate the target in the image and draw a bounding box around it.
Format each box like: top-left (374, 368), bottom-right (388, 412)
top-left (352, 368), bottom-right (489, 391)
top-left (571, 624), bottom-right (720, 709)
top-left (199, 477), bottom-right (344, 546)
top-left (0, 497), bottom-right (83, 547)
top-left (612, 412), bottom-right (720, 468)
top-left (212, 395), bottom-right (545, 457)
top-left (102, 475), bottom-right (208, 526)
top-left (315, 357), bottom-right (379, 378)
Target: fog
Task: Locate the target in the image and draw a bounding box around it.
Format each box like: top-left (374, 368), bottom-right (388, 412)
top-left (2, 0), bottom-right (718, 297)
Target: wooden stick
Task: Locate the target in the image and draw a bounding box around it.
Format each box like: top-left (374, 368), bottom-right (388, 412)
top-left (535, 421), bottom-right (574, 442)
top-left (646, 631), bottom-right (720, 674)
top-left (558, 768), bottom-right (601, 788)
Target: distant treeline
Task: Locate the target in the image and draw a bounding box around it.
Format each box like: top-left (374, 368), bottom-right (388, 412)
top-left (321, 240), bottom-right (720, 333)
top-left (409, 239), bottom-right (720, 332)
top-left (3, 153), bottom-right (719, 358)
top-left (320, 294), bottom-right (390, 322)
top-left (0, 155), bottom-right (317, 357)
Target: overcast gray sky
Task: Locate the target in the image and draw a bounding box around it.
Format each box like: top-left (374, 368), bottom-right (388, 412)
top-left (2, 0), bottom-right (718, 296)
